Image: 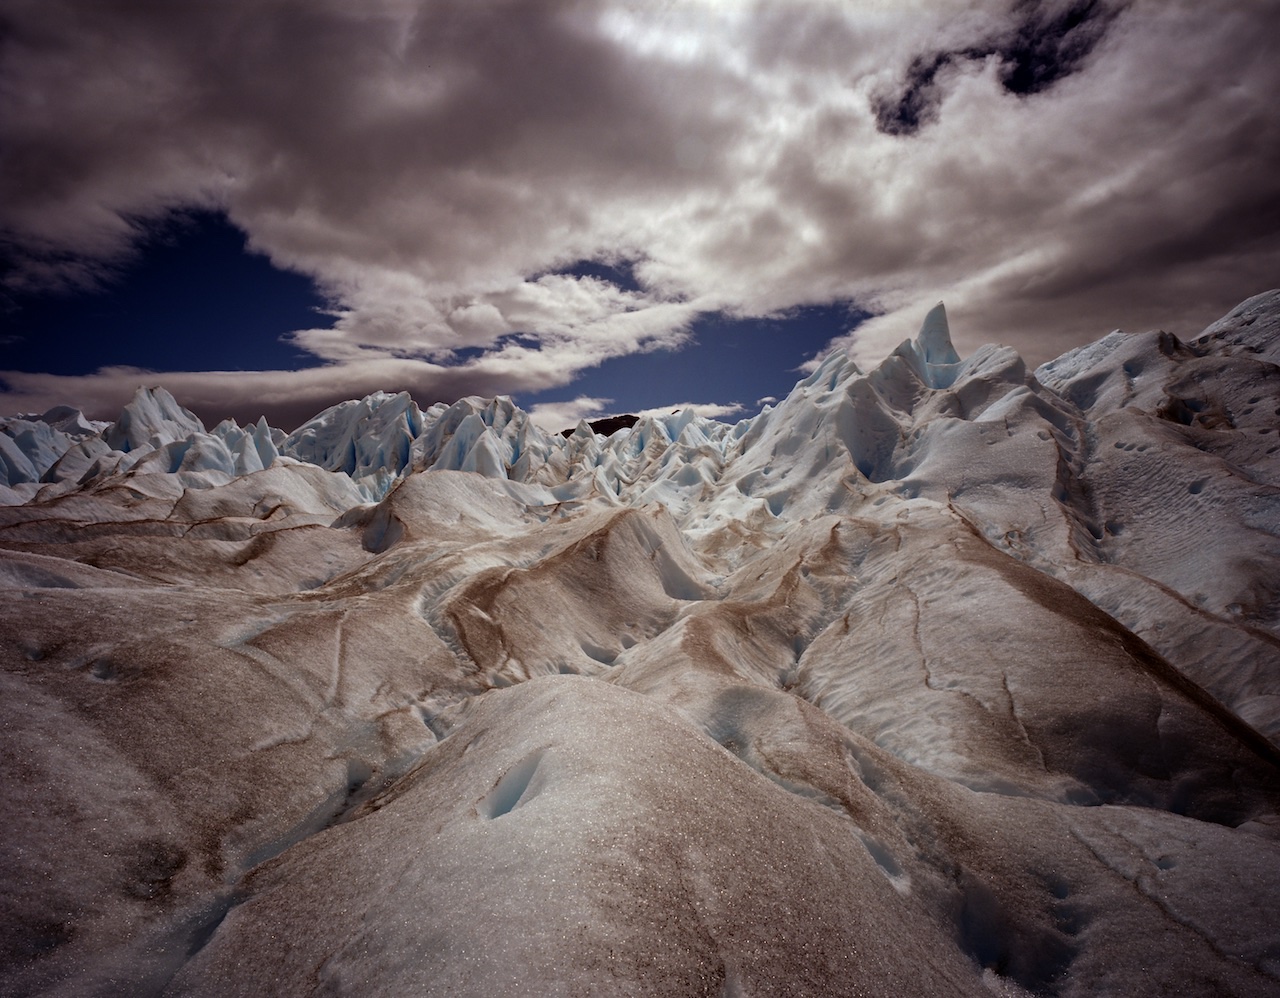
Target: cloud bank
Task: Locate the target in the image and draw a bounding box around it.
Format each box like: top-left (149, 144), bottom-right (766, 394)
top-left (2, 0), bottom-right (1278, 424)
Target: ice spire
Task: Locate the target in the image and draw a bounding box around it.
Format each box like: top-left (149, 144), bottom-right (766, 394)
top-left (910, 302), bottom-right (962, 388)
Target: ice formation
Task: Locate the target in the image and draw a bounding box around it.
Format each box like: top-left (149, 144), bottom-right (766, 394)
top-left (3, 292), bottom-right (1280, 996)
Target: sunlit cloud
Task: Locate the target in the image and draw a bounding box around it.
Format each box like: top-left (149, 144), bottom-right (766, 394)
top-left (526, 396), bottom-right (613, 433)
top-left (635, 401), bottom-right (747, 422)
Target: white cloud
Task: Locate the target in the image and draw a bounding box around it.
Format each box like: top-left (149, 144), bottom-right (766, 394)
top-left (635, 401), bottom-right (746, 422)
top-left (526, 397), bottom-right (748, 436)
top-left (2, 0), bottom-right (1278, 420)
top-left (526, 396), bottom-right (612, 433)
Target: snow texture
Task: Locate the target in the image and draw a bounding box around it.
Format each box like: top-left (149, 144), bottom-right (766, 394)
top-left (3, 292), bottom-right (1280, 996)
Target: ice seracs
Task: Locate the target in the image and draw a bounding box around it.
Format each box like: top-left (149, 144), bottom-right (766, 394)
top-left (282, 390), bottom-right (421, 482)
top-left (0, 404), bottom-right (106, 500)
top-left (2, 291), bottom-right (1280, 996)
top-left (102, 385), bottom-right (203, 453)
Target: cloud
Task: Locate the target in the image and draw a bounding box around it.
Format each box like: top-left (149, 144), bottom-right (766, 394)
top-left (872, 0), bottom-right (1123, 136)
top-left (526, 396), bottom-right (611, 433)
top-left (635, 401), bottom-right (746, 422)
top-left (0, 344), bottom-right (620, 430)
top-left (2, 0), bottom-right (1278, 418)
top-left (527, 397), bottom-right (746, 435)
top-left (526, 397), bottom-right (749, 435)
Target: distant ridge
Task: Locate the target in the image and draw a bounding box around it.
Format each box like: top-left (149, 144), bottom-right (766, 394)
top-left (559, 413), bottom-right (640, 438)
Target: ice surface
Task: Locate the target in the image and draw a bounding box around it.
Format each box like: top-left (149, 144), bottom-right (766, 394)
top-left (3, 292), bottom-right (1280, 995)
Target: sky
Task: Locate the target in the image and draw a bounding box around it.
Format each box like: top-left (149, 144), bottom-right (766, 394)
top-left (1, 0), bottom-right (1278, 431)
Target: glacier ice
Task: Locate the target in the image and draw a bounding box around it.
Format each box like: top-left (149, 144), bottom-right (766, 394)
top-left (2, 291), bottom-right (1280, 996)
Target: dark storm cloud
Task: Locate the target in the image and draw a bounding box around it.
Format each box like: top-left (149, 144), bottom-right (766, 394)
top-left (872, 52), bottom-right (951, 137)
top-left (997, 0), bottom-right (1120, 96)
top-left (1, 0), bottom-right (1278, 422)
top-left (873, 0), bottom-right (1123, 135)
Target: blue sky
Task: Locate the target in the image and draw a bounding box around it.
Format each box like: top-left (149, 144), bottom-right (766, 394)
top-left (524, 306), bottom-right (859, 416)
top-left (2, 213), bottom-right (326, 378)
top-left (2, 1), bottom-right (1277, 429)
top-left (2, 212), bottom-right (858, 428)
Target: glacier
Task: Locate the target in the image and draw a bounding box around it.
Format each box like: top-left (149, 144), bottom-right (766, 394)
top-left (2, 291), bottom-right (1280, 996)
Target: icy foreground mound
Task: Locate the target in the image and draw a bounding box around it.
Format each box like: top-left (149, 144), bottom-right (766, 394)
top-left (3, 293), bottom-right (1280, 996)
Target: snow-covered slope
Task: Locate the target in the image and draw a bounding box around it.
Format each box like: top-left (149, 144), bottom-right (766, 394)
top-left (3, 292), bottom-right (1280, 996)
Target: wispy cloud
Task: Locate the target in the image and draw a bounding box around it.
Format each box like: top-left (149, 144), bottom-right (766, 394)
top-left (635, 401), bottom-right (746, 422)
top-left (3, 0), bottom-right (1278, 421)
top-left (526, 396), bottom-right (612, 433)
top-left (526, 397), bottom-right (746, 435)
